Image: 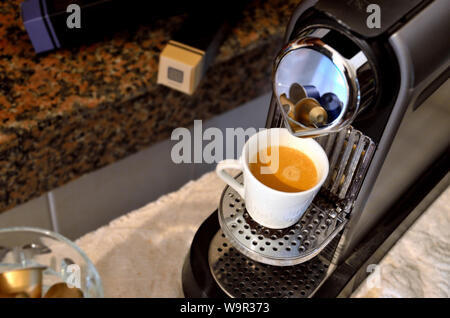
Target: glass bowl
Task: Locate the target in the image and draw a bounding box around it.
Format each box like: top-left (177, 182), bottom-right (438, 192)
top-left (0, 227), bottom-right (103, 298)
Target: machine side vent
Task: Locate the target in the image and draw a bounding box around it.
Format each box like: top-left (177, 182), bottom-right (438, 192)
top-left (315, 126), bottom-right (376, 201)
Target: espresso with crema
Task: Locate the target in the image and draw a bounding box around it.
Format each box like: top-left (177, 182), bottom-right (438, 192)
top-left (249, 146), bottom-right (318, 192)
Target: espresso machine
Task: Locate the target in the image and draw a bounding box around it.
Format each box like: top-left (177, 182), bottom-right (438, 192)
top-left (182, 0), bottom-right (450, 297)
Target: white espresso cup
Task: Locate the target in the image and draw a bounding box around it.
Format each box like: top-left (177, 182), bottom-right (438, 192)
top-left (216, 128), bottom-right (329, 229)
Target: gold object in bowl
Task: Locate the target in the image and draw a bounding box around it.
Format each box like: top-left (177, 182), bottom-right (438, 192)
top-left (0, 266), bottom-right (46, 298)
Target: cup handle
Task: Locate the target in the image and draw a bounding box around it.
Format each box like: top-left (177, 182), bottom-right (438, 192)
top-left (216, 159), bottom-right (245, 198)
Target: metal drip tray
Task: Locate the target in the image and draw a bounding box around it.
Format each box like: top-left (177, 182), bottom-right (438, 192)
top-left (219, 176), bottom-right (348, 266)
top-left (209, 231), bottom-right (332, 298)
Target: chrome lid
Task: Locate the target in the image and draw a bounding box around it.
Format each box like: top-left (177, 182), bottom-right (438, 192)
top-left (273, 33), bottom-right (367, 137)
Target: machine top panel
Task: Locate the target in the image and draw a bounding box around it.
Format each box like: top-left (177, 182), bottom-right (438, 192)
top-left (315, 0), bottom-right (428, 38)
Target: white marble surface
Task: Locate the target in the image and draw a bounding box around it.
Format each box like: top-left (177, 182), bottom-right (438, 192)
top-left (352, 185), bottom-right (450, 298)
top-left (76, 171), bottom-right (449, 298)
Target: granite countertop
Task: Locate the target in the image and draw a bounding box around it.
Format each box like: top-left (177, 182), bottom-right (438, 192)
top-left (76, 171), bottom-right (450, 297)
top-left (0, 0), bottom-right (299, 213)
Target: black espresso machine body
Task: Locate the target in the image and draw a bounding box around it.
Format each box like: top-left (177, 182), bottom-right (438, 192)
top-left (182, 0), bottom-right (450, 298)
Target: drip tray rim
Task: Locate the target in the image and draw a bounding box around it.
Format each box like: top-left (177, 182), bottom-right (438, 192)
top-left (218, 175), bottom-right (348, 267)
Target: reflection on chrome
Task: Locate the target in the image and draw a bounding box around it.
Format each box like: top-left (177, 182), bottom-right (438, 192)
top-left (273, 35), bottom-right (362, 137)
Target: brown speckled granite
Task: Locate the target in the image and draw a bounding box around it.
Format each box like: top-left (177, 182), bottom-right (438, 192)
top-left (0, 0), bottom-right (300, 213)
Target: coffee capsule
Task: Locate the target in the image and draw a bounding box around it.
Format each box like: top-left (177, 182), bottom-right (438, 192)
top-left (303, 85), bottom-right (320, 100)
top-left (0, 266), bottom-right (45, 298)
top-left (319, 92), bottom-right (342, 122)
top-left (289, 83), bottom-right (307, 104)
top-left (280, 93), bottom-right (296, 120)
top-left (294, 98), bottom-right (328, 128)
top-left (44, 283), bottom-right (84, 298)
top-left (279, 94), bottom-right (304, 132)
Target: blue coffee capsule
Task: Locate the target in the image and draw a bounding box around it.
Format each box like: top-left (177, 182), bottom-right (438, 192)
top-left (303, 85), bottom-right (320, 100)
top-left (319, 92), bottom-right (342, 122)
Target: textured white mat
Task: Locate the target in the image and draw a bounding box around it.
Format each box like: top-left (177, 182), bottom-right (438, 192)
top-left (76, 172), bottom-right (449, 298)
top-left (76, 172), bottom-right (226, 297)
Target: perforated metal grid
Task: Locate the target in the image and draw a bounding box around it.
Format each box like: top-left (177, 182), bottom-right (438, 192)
top-left (219, 178), bottom-right (347, 266)
top-left (315, 126), bottom-right (376, 200)
top-left (209, 231), bottom-right (332, 298)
